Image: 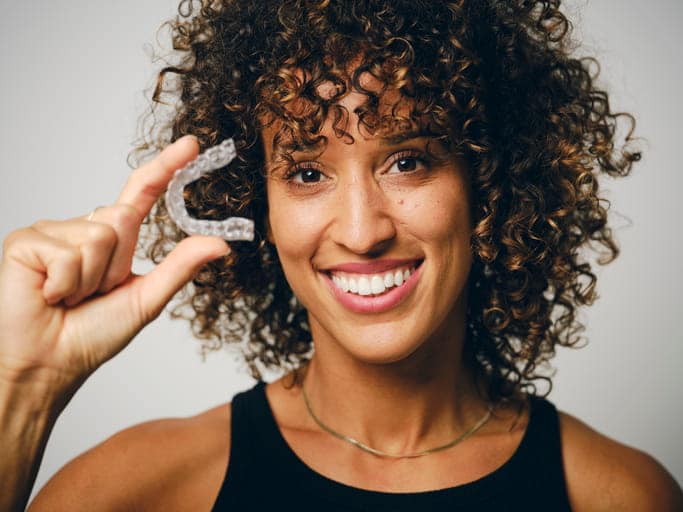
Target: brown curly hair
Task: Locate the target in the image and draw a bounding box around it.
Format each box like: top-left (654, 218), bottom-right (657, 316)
top-left (134, 0), bottom-right (640, 401)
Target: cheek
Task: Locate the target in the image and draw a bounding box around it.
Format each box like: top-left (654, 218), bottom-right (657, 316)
top-left (395, 187), bottom-right (471, 244)
top-left (267, 193), bottom-right (323, 262)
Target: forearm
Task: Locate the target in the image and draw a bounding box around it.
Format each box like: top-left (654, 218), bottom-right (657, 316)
top-left (0, 374), bottom-right (75, 512)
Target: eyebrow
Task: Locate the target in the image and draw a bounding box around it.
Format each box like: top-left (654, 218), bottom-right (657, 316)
top-left (379, 129), bottom-right (435, 146)
top-left (271, 140), bottom-right (324, 159)
top-left (272, 128), bottom-right (437, 158)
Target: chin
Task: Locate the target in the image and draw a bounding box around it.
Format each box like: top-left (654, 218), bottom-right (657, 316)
top-left (312, 318), bottom-right (438, 367)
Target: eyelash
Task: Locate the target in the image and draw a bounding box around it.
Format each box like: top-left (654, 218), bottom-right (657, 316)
top-left (283, 161), bottom-right (326, 185)
top-left (387, 150), bottom-right (430, 174)
top-left (283, 150), bottom-right (430, 187)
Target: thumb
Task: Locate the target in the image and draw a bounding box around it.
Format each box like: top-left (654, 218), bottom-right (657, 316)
top-left (134, 236), bottom-right (230, 324)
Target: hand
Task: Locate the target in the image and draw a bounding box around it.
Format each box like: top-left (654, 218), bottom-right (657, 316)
top-left (0, 135), bottom-right (230, 394)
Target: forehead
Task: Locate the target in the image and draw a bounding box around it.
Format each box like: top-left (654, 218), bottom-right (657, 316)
top-left (256, 51), bottom-right (453, 163)
top-left (260, 78), bottom-right (434, 158)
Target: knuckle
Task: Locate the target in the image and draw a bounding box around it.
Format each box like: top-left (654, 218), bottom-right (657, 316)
top-left (132, 284), bottom-right (158, 327)
top-left (126, 170), bottom-right (159, 203)
top-left (110, 203), bottom-right (141, 229)
top-left (2, 227), bottom-right (36, 257)
top-left (86, 221), bottom-right (118, 247)
top-left (2, 229), bottom-right (22, 253)
top-left (31, 219), bottom-right (53, 231)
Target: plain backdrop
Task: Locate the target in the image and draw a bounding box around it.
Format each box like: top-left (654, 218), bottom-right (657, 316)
top-left (0, 0), bottom-right (681, 499)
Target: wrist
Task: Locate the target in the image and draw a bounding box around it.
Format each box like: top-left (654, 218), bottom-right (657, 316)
top-left (0, 363), bottom-right (84, 420)
top-left (0, 368), bottom-right (79, 512)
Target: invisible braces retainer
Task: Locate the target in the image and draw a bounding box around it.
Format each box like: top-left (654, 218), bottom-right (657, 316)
top-left (165, 138), bottom-right (254, 241)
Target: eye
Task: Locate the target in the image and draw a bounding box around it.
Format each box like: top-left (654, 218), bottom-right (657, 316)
top-left (298, 168), bottom-right (324, 183)
top-left (285, 164), bottom-right (327, 185)
top-left (395, 157), bottom-right (418, 172)
top-left (387, 152), bottom-right (428, 174)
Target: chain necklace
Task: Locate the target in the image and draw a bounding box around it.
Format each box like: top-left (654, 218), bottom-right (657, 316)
top-left (302, 385), bottom-right (494, 459)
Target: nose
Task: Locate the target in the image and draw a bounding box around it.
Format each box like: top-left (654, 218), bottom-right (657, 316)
top-left (329, 173), bottom-right (396, 255)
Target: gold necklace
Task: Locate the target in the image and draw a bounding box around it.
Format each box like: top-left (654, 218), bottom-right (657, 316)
top-left (302, 385), bottom-right (494, 459)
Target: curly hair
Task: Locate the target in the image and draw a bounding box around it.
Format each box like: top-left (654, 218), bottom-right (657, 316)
top-left (134, 0), bottom-right (640, 401)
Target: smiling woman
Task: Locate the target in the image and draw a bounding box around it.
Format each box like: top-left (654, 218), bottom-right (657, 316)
top-left (2, 1), bottom-right (683, 511)
top-left (266, 114), bottom-right (473, 365)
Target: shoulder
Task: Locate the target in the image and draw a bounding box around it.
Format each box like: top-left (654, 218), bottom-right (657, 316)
top-left (29, 402), bottom-right (232, 512)
top-left (557, 410), bottom-right (683, 512)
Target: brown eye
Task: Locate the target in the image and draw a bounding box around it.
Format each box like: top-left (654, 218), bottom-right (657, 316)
top-left (387, 154), bottom-right (428, 175)
top-left (300, 168), bottom-right (322, 183)
top-left (285, 165), bottom-right (327, 185)
top-left (396, 158), bottom-right (418, 172)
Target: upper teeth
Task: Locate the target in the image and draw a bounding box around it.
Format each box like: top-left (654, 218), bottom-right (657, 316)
top-left (331, 267), bottom-right (414, 296)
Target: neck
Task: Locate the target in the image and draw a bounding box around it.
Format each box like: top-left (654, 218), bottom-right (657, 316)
top-left (301, 314), bottom-right (487, 456)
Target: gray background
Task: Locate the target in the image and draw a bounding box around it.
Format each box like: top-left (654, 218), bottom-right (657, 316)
top-left (0, 0), bottom-right (680, 498)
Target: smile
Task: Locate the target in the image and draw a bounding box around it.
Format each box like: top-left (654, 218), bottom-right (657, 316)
top-left (321, 260), bottom-right (423, 314)
top-left (330, 266), bottom-right (416, 296)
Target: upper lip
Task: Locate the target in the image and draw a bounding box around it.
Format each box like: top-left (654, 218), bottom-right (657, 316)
top-left (321, 259), bottom-right (422, 274)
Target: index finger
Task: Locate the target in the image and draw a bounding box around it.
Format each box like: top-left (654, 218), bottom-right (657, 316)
top-left (116, 135), bottom-right (200, 216)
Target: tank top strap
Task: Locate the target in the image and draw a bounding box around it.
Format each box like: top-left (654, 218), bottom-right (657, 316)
top-left (211, 381), bottom-right (275, 510)
top-left (516, 395), bottom-right (572, 506)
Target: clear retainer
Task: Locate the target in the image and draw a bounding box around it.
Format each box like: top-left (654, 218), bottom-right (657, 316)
top-left (164, 138), bottom-right (254, 241)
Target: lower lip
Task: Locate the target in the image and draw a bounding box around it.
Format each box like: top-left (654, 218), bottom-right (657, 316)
top-left (322, 264), bottom-right (423, 314)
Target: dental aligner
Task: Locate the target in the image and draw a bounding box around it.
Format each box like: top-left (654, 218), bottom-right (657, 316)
top-left (165, 138), bottom-right (254, 241)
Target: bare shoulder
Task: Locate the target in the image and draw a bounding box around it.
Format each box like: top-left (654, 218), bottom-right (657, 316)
top-left (29, 402), bottom-right (232, 512)
top-left (558, 411), bottom-right (683, 512)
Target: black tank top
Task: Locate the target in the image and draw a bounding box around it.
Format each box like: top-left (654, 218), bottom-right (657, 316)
top-left (212, 381), bottom-right (572, 511)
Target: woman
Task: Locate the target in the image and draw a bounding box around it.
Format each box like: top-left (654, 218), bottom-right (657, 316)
top-left (2, 0), bottom-right (682, 510)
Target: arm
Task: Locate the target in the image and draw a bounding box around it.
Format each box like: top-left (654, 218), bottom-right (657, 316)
top-left (0, 136), bottom-right (230, 511)
top-left (0, 378), bottom-right (72, 512)
top-left (27, 404), bottom-right (232, 512)
top-left (560, 412), bottom-right (683, 511)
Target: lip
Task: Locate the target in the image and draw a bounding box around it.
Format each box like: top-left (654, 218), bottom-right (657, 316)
top-left (321, 262), bottom-right (423, 314)
top-left (322, 258), bottom-right (422, 274)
